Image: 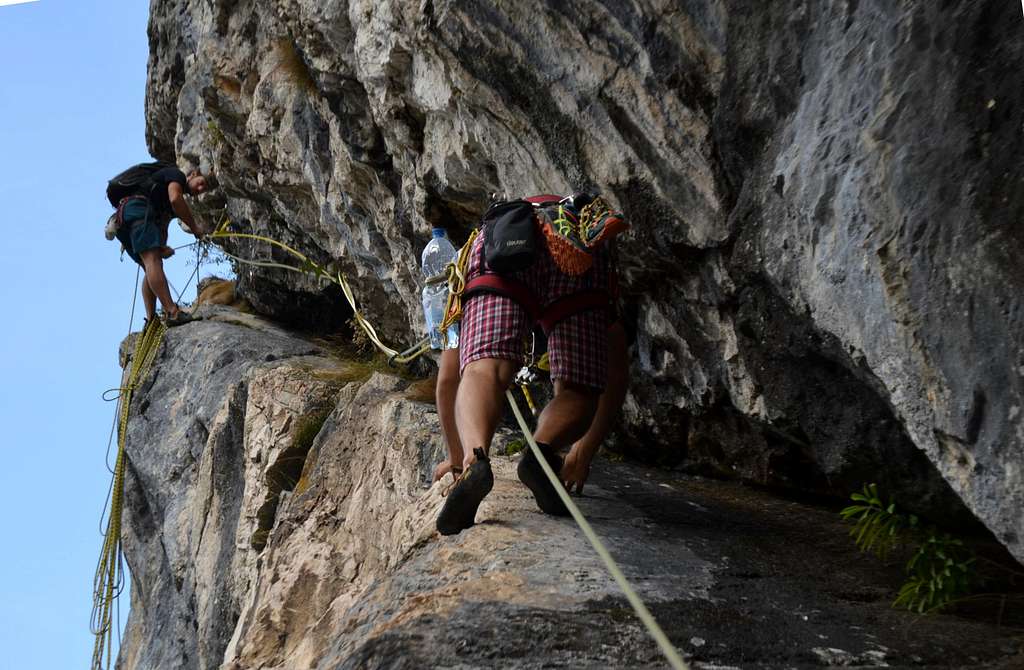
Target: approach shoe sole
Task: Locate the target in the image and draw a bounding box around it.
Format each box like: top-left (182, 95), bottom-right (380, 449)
top-left (436, 448), bottom-right (494, 536)
top-left (517, 443), bottom-right (570, 517)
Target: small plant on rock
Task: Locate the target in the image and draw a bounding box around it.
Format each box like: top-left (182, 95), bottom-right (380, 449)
top-left (503, 438), bottom-right (526, 457)
top-left (841, 483), bottom-right (978, 613)
top-left (894, 533), bottom-right (977, 614)
top-left (840, 483), bottom-right (917, 558)
top-left (205, 119), bottom-right (226, 148)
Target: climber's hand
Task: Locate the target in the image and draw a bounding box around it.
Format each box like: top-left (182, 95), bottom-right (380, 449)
top-left (561, 447), bottom-right (592, 495)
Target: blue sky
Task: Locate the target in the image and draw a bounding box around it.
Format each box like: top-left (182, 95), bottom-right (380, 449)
top-left (0, 2), bottom-right (222, 667)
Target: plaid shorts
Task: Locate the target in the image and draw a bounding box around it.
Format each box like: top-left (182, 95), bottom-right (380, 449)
top-left (460, 232), bottom-right (610, 390)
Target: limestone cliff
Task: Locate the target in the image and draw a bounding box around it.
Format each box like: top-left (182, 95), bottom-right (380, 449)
top-left (143, 0), bottom-right (1024, 563)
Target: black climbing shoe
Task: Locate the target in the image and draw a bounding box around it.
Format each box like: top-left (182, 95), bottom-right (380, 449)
top-left (517, 442), bottom-right (569, 517)
top-left (163, 309), bottom-right (197, 327)
top-left (436, 448), bottom-right (494, 536)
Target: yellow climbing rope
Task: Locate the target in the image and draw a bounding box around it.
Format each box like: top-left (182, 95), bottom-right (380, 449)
top-left (91, 218), bottom-right (434, 666)
top-left (92, 317), bottom-right (167, 670)
top-left (438, 228), bottom-right (479, 345)
top-left (505, 391), bottom-right (690, 670)
top-left (207, 221), bottom-right (430, 365)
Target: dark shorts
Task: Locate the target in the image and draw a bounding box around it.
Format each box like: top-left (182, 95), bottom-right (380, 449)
top-left (116, 199), bottom-right (164, 266)
top-left (460, 233), bottom-right (610, 390)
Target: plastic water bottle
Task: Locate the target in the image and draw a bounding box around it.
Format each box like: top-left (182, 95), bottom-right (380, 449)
top-left (421, 228), bottom-right (459, 349)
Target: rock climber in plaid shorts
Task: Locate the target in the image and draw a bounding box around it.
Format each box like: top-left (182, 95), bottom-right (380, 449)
top-left (460, 240), bottom-right (611, 389)
top-left (436, 194), bottom-right (627, 535)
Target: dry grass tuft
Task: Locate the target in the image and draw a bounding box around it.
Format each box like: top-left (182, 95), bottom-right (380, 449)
top-left (307, 361), bottom-right (374, 385)
top-left (275, 38), bottom-right (318, 94)
top-left (196, 278), bottom-right (236, 306)
top-left (404, 377), bottom-right (437, 404)
top-left (195, 278), bottom-right (252, 312)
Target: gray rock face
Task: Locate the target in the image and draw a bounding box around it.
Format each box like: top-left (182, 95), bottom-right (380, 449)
top-left (145, 1), bottom-right (1023, 559)
top-left (116, 307), bottom-right (323, 669)
top-left (115, 311), bottom-right (1022, 669)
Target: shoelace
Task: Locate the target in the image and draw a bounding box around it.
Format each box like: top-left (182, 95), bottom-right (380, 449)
top-left (553, 205), bottom-right (580, 238)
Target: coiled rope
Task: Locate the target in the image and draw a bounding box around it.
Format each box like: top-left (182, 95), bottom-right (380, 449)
top-left (91, 317), bottom-right (167, 670)
top-left (207, 221), bottom-right (430, 365)
top-left (438, 228), bottom-right (479, 344)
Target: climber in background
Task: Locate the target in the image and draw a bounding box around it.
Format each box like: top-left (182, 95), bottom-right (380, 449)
top-left (435, 192), bottom-right (628, 535)
top-left (105, 162), bottom-right (216, 325)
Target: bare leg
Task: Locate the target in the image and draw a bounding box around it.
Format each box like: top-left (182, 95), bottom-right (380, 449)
top-left (433, 348), bottom-right (464, 482)
top-left (141, 271), bottom-right (158, 322)
top-left (455, 358), bottom-right (517, 470)
top-left (516, 377), bottom-right (598, 517)
top-left (563, 322), bottom-right (628, 492)
top-left (533, 379), bottom-right (600, 449)
top-left (437, 356), bottom-right (510, 535)
top-left (139, 249), bottom-right (180, 317)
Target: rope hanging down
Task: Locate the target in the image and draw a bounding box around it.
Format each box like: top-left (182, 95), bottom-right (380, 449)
top-left (92, 318), bottom-right (167, 670)
top-left (207, 222), bottom-right (430, 365)
top-left (505, 391), bottom-right (690, 670)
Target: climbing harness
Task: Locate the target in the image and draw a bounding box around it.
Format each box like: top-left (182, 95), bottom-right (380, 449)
top-left (462, 273), bottom-right (610, 334)
top-left (505, 391), bottom-right (690, 670)
top-left (92, 316), bottom-right (167, 670)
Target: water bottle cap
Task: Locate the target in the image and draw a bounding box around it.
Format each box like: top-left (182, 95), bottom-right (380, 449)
top-left (431, 227), bottom-right (447, 239)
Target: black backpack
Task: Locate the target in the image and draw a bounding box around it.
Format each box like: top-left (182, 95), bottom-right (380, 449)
top-left (106, 161), bottom-right (174, 208)
top-left (481, 194), bottom-right (564, 274)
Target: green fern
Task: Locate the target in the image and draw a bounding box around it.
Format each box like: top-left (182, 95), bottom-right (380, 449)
top-left (894, 534), bottom-right (976, 613)
top-left (840, 483), bottom-right (917, 558)
top-left (841, 483), bottom-right (977, 613)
